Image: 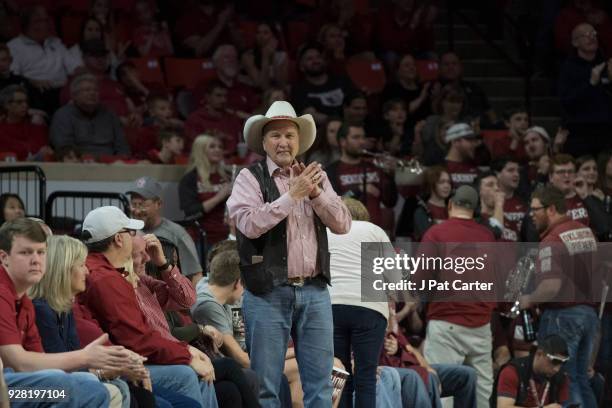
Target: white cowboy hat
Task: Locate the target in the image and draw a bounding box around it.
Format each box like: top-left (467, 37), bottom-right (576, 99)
top-left (243, 101), bottom-right (316, 156)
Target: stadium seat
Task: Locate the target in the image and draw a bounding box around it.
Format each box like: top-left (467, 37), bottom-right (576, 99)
top-left (129, 57), bottom-right (165, 85)
top-left (415, 59), bottom-right (440, 82)
top-left (346, 57), bottom-right (386, 94)
top-left (164, 58), bottom-right (217, 89)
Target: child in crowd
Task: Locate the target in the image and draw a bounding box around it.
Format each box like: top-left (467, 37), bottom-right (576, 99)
top-left (148, 130), bottom-right (186, 164)
top-left (145, 95), bottom-right (184, 129)
top-left (54, 145), bottom-right (82, 163)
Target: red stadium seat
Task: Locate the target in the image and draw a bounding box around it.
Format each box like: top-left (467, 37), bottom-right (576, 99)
top-left (60, 14), bottom-right (85, 47)
top-left (415, 59), bottom-right (440, 82)
top-left (164, 58), bottom-right (217, 89)
top-left (129, 57), bottom-right (164, 85)
top-left (346, 57), bottom-right (386, 94)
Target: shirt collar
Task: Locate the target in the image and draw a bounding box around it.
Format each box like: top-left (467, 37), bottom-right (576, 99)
top-left (0, 265), bottom-right (21, 302)
top-left (266, 156), bottom-right (294, 178)
top-left (87, 252), bottom-right (128, 277)
top-left (540, 215), bottom-right (571, 240)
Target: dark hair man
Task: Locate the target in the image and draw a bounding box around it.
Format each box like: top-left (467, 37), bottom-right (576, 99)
top-left (520, 185), bottom-right (599, 407)
top-left (326, 124), bottom-right (398, 227)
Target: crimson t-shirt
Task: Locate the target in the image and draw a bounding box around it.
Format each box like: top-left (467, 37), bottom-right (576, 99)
top-left (197, 172), bottom-right (230, 245)
top-left (331, 161), bottom-right (396, 226)
top-left (497, 364), bottom-right (569, 406)
top-left (0, 266), bottom-right (44, 352)
top-left (446, 159), bottom-right (479, 188)
top-left (417, 218), bottom-right (497, 327)
top-left (502, 196), bottom-right (527, 242)
top-left (427, 202), bottom-right (448, 225)
top-left (565, 195), bottom-right (590, 226)
top-left (536, 216), bottom-right (598, 309)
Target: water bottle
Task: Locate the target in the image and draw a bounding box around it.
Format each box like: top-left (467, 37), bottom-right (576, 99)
top-left (521, 309), bottom-right (537, 342)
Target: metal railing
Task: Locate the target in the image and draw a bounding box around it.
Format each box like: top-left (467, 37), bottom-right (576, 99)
top-left (0, 165), bottom-right (46, 219)
top-left (45, 191), bottom-right (131, 236)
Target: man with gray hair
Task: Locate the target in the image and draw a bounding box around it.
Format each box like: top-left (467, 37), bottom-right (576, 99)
top-left (558, 22), bottom-right (612, 156)
top-left (210, 44), bottom-right (257, 118)
top-left (50, 73), bottom-right (130, 158)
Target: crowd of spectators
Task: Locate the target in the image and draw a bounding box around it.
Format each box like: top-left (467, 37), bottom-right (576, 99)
top-left (2, 0), bottom-right (612, 407)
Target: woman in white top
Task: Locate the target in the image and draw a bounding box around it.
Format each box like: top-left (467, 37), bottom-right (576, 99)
top-left (328, 197), bottom-right (399, 408)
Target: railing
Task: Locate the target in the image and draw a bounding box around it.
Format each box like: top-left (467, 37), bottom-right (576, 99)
top-left (0, 165), bottom-right (46, 219)
top-left (446, 1), bottom-right (534, 116)
top-left (45, 191), bottom-right (131, 236)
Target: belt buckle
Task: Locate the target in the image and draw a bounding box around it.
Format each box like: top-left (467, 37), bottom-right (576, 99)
top-left (288, 277), bottom-right (305, 287)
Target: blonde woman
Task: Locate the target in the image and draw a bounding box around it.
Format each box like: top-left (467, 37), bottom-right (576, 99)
top-left (179, 134), bottom-right (232, 245)
top-left (29, 235), bottom-right (153, 408)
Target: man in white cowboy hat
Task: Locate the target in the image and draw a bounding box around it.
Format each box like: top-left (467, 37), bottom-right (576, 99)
top-left (227, 100), bottom-right (351, 407)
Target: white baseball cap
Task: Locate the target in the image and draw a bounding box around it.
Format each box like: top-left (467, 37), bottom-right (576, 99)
top-left (445, 123), bottom-right (476, 143)
top-left (82, 206), bottom-right (144, 243)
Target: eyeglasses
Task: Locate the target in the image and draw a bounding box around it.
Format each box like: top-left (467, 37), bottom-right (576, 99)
top-left (546, 353), bottom-right (569, 365)
top-left (577, 30), bottom-right (597, 39)
top-left (118, 229), bottom-right (136, 237)
top-left (529, 205), bottom-right (549, 213)
top-left (553, 169), bottom-right (575, 176)
top-left (9, 99), bottom-right (28, 105)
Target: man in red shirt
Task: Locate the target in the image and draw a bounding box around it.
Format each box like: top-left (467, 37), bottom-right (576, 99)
top-left (326, 124), bottom-right (398, 227)
top-left (444, 123), bottom-right (479, 188)
top-left (520, 185), bottom-right (599, 407)
top-left (185, 80), bottom-right (242, 155)
top-left (0, 218), bottom-right (125, 407)
top-left (549, 154), bottom-right (590, 226)
top-left (415, 185), bottom-right (497, 408)
top-left (490, 107), bottom-right (529, 162)
top-left (496, 334), bottom-right (570, 407)
top-left (78, 206), bottom-right (218, 406)
top-left (493, 157), bottom-right (528, 242)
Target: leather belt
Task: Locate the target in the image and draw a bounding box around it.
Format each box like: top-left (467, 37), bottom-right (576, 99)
top-left (287, 276), bottom-right (308, 287)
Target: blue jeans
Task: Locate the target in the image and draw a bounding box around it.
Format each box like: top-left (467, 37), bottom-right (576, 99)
top-left (147, 364), bottom-right (218, 408)
top-left (376, 366), bottom-right (402, 408)
top-left (394, 367), bottom-right (431, 407)
top-left (4, 368), bottom-right (109, 408)
top-left (243, 284), bottom-right (334, 408)
top-left (332, 305), bottom-right (386, 408)
top-left (539, 305), bottom-right (599, 408)
top-left (431, 364), bottom-right (477, 408)
top-left (155, 385), bottom-right (202, 408)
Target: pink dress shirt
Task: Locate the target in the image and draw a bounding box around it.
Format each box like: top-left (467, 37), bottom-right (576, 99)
top-left (227, 156), bottom-right (351, 279)
top-left (134, 266), bottom-right (196, 341)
